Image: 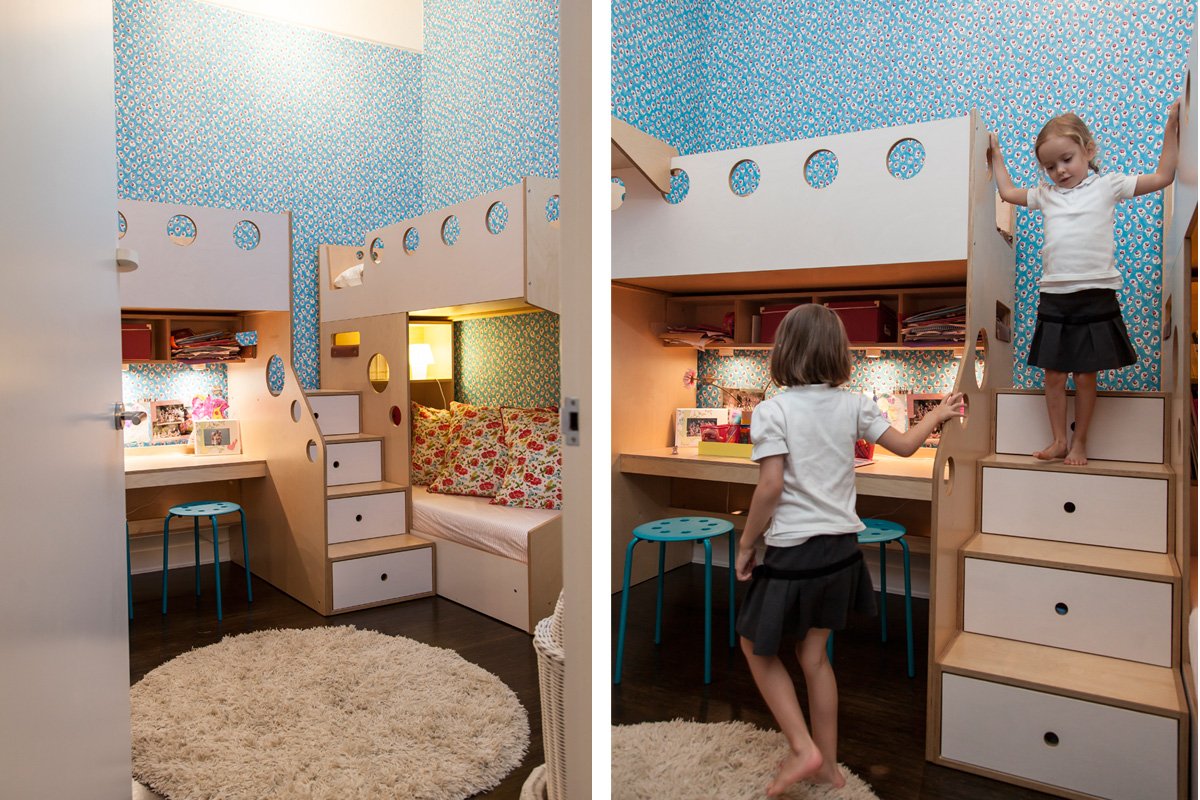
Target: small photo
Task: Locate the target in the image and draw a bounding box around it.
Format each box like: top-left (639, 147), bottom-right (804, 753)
top-left (150, 400), bottom-right (192, 444)
top-left (194, 419), bottom-right (242, 456)
top-left (675, 407), bottom-right (730, 447)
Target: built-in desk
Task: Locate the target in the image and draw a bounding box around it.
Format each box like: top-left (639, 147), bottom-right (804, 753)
top-left (125, 450), bottom-right (268, 489)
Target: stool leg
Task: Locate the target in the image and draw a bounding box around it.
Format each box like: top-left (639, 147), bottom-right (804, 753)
top-left (193, 516), bottom-right (201, 598)
top-left (703, 538), bottom-right (713, 685)
top-left (827, 632), bottom-right (834, 662)
top-left (211, 516), bottom-right (223, 622)
top-left (161, 514), bottom-right (172, 615)
top-left (878, 542), bottom-right (888, 642)
top-left (614, 538), bottom-right (640, 685)
top-left (654, 542), bottom-right (666, 645)
top-left (126, 522), bottom-right (133, 621)
top-left (728, 529), bottom-right (736, 648)
top-left (240, 508), bottom-right (252, 603)
top-left (901, 538), bottom-right (914, 678)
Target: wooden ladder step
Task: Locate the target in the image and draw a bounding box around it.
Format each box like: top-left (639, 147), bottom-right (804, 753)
top-left (328, 533), bottom-right (432, 562)
top-left (962, 533), bottom-right (1179, 583)
top-left (326, 480), bottom-right (407, 500)
top-left (323, 433), bottom-right (384, 445)
top-left (979, 452), bottom-right (1173, 479)
top-left (305, 388), bottom-right (361, 397)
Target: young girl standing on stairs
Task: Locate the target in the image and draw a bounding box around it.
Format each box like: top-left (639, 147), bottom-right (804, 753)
top-left (734, 304), bottom-right (964, 797)
top-left (988, 101), bottom-right (1179, 465)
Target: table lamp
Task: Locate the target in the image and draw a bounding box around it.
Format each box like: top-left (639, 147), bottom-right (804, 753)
top-left (409, 343), bottom-right (435, 380)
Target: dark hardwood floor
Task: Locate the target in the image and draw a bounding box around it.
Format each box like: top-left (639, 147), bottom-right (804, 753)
top-left (129, 563), bottom-right (542, 799)
top-left (612, 563), bottom-right (1058, 800)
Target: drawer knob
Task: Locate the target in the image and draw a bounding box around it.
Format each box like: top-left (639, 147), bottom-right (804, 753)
top-left (314, 412), bottom-right (320, 419)
top-left (333, 460), bottom-right (341, 469)
top-left (379, 573), bottom-right (389, 582)
top-left (355, 514), bottom-right (363, 522)
top-left (1043, 731), bottom-right (1059, 747)
top-left (1054, 602), bottom-right (1069, 615)
top-left (1063, 501), bottom-right (1076, 513)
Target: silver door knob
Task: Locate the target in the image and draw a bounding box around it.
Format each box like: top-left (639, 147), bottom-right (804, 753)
top-left (114, 403), bottom-right (148, 430)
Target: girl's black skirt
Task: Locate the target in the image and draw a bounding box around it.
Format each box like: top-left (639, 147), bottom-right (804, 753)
top-left (735, 533), bottom-right (877, 656)
top-left (1026, 289), bottom-right (1137, 374)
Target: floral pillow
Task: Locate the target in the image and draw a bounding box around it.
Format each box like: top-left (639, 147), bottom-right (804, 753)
top-left (491, 407), bottom-right (562, 510)
top-left (410, 403), bottom-right (452, 485)
top-left (428, 402), bottom-right (508, 497)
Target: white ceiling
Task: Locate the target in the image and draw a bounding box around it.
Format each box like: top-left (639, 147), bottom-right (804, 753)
top-left (198, 0), bottom-right (424, 52)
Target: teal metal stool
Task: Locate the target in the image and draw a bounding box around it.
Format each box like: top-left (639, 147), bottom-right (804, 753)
top-left (162, 501), bottom-right (252, 622)
top-left (858, 518), bottom-right (914, 677)
top-left (614, 516), bottom-right (736, 685)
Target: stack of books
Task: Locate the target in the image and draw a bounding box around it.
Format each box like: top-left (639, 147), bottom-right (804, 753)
top-left (171, 328), bottom-right (242, 364)
top-left (900, 304), bottom-right (966, 347)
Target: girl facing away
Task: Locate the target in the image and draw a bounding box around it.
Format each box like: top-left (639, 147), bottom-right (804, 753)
top-left (734, 304), bottom-right (965, 797)
top-left (988, 101), bottom-right (1180, 465)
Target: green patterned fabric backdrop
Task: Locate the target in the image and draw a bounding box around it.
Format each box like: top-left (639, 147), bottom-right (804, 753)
top-left (453, 311), bottom-right (560, 407)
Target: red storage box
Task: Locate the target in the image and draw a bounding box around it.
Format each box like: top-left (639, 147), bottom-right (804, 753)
top-left (121, 322), bottom-right (153, 361)
top-left (759, 303), bottom-right (804, 344)
top-left (825, 300), bottom-right (897, 343)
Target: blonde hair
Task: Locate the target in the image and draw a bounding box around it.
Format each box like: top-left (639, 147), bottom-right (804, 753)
top-left (769, 304), bottom-right (852, 388)
top-left (1036, 112), bottom-right (1101, 173)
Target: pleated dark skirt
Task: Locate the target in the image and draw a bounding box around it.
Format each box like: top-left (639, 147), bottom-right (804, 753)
top-left (735, 533), bottom-right (877, 656)
top-left (1027, 289), bottom-right (1137, 374)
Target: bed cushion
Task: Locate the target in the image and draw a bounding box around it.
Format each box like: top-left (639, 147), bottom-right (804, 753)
top-left (428, 402), bottom-right (508, 497)
top-left (491, 407), bottom-right (562, 510)
top-left (413, 486), bottom-right (557, 563)
top-left (410, 403), bottom-right (452, 485)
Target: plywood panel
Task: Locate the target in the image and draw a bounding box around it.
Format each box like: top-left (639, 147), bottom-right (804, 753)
top-left (525, 175), bottom-right (562, 314)
top-left (612, 116), bottom-right (678, 194)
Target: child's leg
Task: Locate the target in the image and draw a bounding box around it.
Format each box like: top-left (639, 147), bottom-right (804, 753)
top-left (739, 636), bottom-right (824, 796)
top-left (1065, 372), bottom-right (1097, 465)
top-left (796, 627), bottom-right (846, 788)
top-left (1034, 369), bottom-right (1070, 460)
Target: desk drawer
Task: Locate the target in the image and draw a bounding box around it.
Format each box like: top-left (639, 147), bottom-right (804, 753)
top-left (980, 467), bottom-right (1167, 552)
top-left (940, 673), bottom-right (1177, 800)
top-left (326, 441), bottom-right (381, 486)
top-left (963, 558), bottom-right (1173, 666)
top-left (308, 394), bottom-right (360, 436)
top-left (327, 491), bottom-right (407, 545)
top-left (332, 547), bottom-right (432, 611)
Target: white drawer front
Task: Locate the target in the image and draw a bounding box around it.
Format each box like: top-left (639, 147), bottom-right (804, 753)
top-left (327, 491), bottom-right (408, 544)
top-left (308, 394), bottom-right (360, 436)
top-left (981, 467), bottom-right (1167, 552)
top-left (963, 558), bottom-right (1173, 666)
top-left (332, 548), bottom-right (433, 610)
top-left (941, 673), bottom-right (1177, 800)
top-left (325, 441), bottom-right (381, 486)
top-left (995, 393), bottom-right (1164, 463)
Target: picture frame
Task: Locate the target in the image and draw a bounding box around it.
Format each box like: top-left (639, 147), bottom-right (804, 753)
top-left (149, 400), bottom-right (192, 444)
top-left (907, 393), bottom-right (945, 444)
top-left (675, 407), bottom-right (730, 447)
top-left (194, 419), bottom-right (242, 456)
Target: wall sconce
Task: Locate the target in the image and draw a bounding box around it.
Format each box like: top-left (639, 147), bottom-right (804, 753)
top-left (409, 343), bottom-right (435, 380)
top-left (866, 348), bottom-right (883, 359)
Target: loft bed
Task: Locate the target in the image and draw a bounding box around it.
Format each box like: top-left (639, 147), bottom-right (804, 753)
top-left (316, 177), bottom-right (564, 633)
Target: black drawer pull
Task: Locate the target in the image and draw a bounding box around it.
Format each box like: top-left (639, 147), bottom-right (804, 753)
top-left (1044, 732), bottom-right (1059, 746)
top-left (1055, 602), bottom-right (1069, 616)
top-left (355, 514), bottom-right (363, 522)
top-left (314, 412), bottom-right (320, 419)
top-left (380, 573), bottom-right (389, 582)
top-left (333, 460), bottom-right (341, 469)
top-left (1063, 501), bottom-right (1076, 513)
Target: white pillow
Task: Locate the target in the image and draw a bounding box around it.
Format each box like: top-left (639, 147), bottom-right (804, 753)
top-left (332, 262), bottom-right (364, 289)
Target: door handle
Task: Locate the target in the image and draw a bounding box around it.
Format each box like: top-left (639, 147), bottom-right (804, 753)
top-left (114, 402), bottom-right (147, 430)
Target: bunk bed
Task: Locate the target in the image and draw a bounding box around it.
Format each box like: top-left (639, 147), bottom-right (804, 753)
top-left (316, 177), bottom-right (564, 633)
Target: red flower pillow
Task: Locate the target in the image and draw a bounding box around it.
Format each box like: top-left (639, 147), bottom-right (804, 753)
top-left (491, 407), bottom-right (561, 510)
top-left (428, 402), bottom-right (508, 497)
top-left (410, 403), bottom-right (452, 485)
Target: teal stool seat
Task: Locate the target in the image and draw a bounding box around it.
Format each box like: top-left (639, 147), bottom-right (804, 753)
top-left (852, 518), bottom-right (914, 677)
top-left (614, 516), bottom-right (736, 685)
top-left (162, 501), bottom-right (252, 622)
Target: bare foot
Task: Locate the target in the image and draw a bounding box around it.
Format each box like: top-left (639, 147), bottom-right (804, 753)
top-left (767, 747), bottom-right (823, 797)
top-left (1033, 440), bottom-right (1067, 460)
top-left (1064, 441), bottom-right (1088, 466)
top-left (811, 759), bottom-right (846, 788)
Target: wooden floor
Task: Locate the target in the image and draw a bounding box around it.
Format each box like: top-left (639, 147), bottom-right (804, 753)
top-left (611, 563), bottom-right (1059, 800)
top-left (129, 563), bottom-right (542, 800)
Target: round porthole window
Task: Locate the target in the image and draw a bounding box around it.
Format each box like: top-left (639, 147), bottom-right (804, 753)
top-left (486, 202), bottom-right (508, 235)
top-left (233, 220), bottom-right (260, 251)
top-left (370, 237), bottom-right (385, 264)
top-left (441, 215), bottom-right (460, 246)
top-left (118, 211), bottom-right (127, 239)
top-left (729, 159), bottom-right (760, 196)
top-left (166, 214), bottom-right (197, 246)
top-left (266, 354), bottom-right (285, 397)
top-left (804, 150), bottom-right (839, 189)
top-left (886, 138), bottom-right (925, 180)
top-left (403, 228), bottom-right (419, 254)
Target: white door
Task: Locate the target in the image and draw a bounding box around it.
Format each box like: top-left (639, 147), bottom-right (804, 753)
top-left (0, 4), bottom-right (131, 798)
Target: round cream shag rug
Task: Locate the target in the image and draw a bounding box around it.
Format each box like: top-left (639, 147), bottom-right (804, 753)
top-left (612, 720), bottom-right (880, 800)
top-left (131, 627), bottom-right (529, 800)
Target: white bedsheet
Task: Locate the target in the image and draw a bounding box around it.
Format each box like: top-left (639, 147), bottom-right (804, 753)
top-left (411, 485), bottom-right (559, 564)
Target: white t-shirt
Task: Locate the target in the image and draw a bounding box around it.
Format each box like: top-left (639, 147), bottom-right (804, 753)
top-left (1027, 172), bottom-right (1138, 294)
top-left (750, 384), bottom-right (891, 547)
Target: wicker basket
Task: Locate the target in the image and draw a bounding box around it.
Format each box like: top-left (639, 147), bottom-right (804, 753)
top-left (519, 764), bottom-right (547, 799)
top-left (532, 601), bottom-right (567, 799)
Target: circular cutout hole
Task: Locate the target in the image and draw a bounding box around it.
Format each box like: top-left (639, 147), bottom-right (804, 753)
top-left (380, 573), bottom-right (389, 582)
top-left (804, 150), bottom-right (839, 189)
top-left (545, 195), bottom-right (560, 226)
top-left (974, 329), bottom-right (988, 390)
top-left (1063, 501), bottom-right (1076, 513)
top-left (306, 440), bottom-right (318, 462)
top-left (955, 394), bottom-right (970, 428)
top-left (486, 202), bottom-right (508, 235)
top-left (370, 237), bottom-right (385, 264)
top-left (729, 159), bottom-right (761, 196)
top-left (942, 457), bottom-right (954, 494)
top-left (611, 177), bottom-right (626, 211)
top-left (118, 211), bottom-right (127, 239)
top-left (1044, 732), bottom-right (1059, 747)
top-left (664, 168), bottom-right (690, 204)
top-left (886, 138), bottom-right (926, 180)
top-left (266, 354), bottom-right (285, 397)
top-left (368, 353), bottom-right (390, 393)
top-left (290, 400), bottom-right (301, 423)
top-left (390, 405), bottom-right (403, 426)
top-left (333, 460), bottom-right (341, 469)
top-left (403, 227), bottom-right (419, 254)
top-left (1054, 602), bottom-right (1069, 615)
top-left (166, 214), bottom-right (197, 246)
top-left (233, 220), bottom-right (260, 251)
top-left (441, 215), bottom-right (461, 246)
top-left (355, 249), bottom-right (364, 260)
top-left (355, 514), bottom-right (363, 522)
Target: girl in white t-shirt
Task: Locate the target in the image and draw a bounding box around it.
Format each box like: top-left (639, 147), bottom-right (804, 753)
top-left (989, 103), bottom-right (1179, 465)
top-left (733, 304), bottom-right (964, 796)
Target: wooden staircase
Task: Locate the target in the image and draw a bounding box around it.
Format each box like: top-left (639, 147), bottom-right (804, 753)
top-left (928, 389), bottom-right (1188, 800)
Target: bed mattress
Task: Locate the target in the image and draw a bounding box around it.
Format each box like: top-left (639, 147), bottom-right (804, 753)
top-left (411, 485), bottom-right (559, 564)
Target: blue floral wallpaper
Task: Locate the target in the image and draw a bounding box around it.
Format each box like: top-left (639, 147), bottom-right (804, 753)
top-left (612, 0), bottom-right (1195, 390)
top-left (454, 312), bottom-right (561, 407)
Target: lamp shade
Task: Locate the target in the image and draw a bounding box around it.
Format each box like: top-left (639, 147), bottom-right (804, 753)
top-left (409, 343), bottom-right (435, 379)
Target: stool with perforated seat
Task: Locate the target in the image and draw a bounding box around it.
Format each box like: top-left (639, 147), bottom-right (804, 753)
top-left (858, 518), bottom-right (913, 677)
top-left (162, 501), bottom-right (252, 622)
top-left (614, 516), bottom-right (736, 685)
